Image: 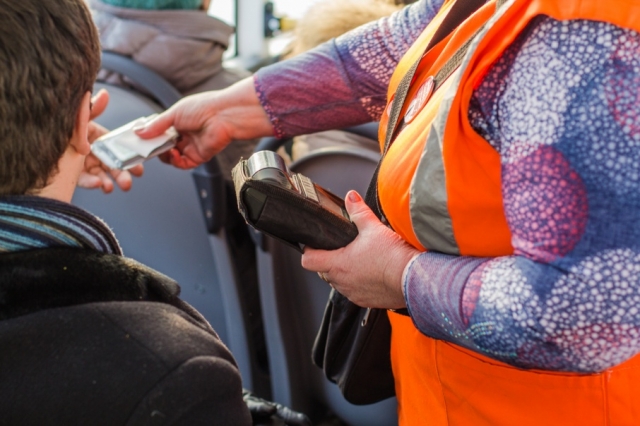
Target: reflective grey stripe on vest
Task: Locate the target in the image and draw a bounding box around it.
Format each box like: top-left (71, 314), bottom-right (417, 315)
top-left (409, 0), bottom-right (511, 254)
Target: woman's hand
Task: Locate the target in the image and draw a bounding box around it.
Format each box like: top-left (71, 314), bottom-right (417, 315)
top-left (134, 77), bottom-right (274, 169)
top-left (301, 191), bottom-right (420, 309)
top-left (78, 89), bottom-right (144, 192)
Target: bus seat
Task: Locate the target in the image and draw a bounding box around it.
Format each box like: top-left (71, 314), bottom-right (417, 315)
top-left (93, 82), bottom-right (163, 125)
top-left (192, 164), bottom-right (272, 398)
top-left (73, 52), bottom-right (273, 396)
top-left (98, 51), bottom-right (182, 110)
top-left (253, 142), bottom-right (398, 425)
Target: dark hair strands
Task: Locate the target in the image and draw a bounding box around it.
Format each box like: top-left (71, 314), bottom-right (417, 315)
top-left (0, 0), bottom-right (101, 195)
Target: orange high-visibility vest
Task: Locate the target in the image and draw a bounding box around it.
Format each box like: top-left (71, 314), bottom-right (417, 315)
top-left (377, 0), bottom-right (640, 424)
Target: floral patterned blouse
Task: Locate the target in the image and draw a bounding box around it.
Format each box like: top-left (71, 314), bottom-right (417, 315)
top-left (254, 0), bottom-right (640, 372)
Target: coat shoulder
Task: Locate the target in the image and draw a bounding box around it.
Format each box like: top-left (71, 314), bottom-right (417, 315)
top-left (0, 301), bottom-right (249, 425)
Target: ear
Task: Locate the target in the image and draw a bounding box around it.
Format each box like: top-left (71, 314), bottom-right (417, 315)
top-left (69, 91), bottom-right (93, 156)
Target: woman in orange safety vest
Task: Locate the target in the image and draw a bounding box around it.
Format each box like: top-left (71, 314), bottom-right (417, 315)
top-left (138, 0), bottom-right (640, 424)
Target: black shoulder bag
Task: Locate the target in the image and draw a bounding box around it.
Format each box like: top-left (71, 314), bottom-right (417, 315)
top-left (311, 0), bottom-right (492, 405)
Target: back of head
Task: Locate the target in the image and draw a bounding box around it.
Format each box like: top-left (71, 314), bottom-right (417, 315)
top-left (0, 0), bottom-right (101, 195)
top-left (99, 0), bottom-right (202, 9)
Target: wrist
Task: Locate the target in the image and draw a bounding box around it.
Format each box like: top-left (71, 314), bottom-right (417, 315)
top-left (383, 241), bottom-right (420, 309)
top-left (216, 78), bottom-right (274, 140)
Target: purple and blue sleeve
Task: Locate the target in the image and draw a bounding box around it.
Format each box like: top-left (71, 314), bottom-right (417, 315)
top-left (404, 16), bottom-right (640, 372)
top-left (254, 0), bottom-right (442, 138)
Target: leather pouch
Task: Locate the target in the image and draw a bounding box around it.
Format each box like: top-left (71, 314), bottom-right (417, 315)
top-left (232, 151), bottom-right (357, 251)
top-left (312, 289), bottom-right (395, 405)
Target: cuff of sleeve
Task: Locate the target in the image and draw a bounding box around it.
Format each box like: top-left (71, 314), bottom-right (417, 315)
top-left (401, 252), bottom-right (422, 300)
top-left (403, 252), bottom-right (485, 342)
top-left (253, 74), bottom-right (285, 139)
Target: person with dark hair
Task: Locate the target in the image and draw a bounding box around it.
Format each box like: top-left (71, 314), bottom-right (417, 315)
top-left (137, 0), bottom-right (640, 424)
top-left (0, 1), bottom-right (307, 424)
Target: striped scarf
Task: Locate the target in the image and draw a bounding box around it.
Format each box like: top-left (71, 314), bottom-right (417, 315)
top-left (0, 195), bottom-right (122, 255)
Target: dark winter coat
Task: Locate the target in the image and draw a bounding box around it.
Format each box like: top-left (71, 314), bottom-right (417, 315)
top-left (0, 247), bottom-right (252, 426)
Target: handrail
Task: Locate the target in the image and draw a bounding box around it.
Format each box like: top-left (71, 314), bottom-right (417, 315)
top-left (100, 51), bottom-right (182, 109)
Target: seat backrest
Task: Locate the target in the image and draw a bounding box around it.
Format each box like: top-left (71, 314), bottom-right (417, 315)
top-left (254, 145), bottom-right (398, 425)
top-left (74, 52), bottom-right (273, 397)
top-left (92, 82), bottom-right (163, 125)
top-left (73, 53), bottom-right (230, 345)
top-left (99, 51), bottom-right (182, 109)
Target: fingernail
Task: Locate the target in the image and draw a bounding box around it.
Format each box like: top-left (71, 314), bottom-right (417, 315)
top-left (132, 125), bottom-right (146, 132)
top-left (347, 191), bottom-right (361, 202)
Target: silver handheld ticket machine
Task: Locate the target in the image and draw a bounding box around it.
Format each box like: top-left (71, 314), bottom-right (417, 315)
top-left (232, 151), bottom-right (358, 251)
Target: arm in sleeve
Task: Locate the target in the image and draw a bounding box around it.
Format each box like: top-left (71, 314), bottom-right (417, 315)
top-left (403, 16), bottom-right (640, 372)
top-left (254, 0), bottom-right (443, 138)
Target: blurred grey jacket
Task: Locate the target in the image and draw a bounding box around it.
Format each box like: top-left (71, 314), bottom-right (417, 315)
top-left (91, 0), bottom-right (248, 95)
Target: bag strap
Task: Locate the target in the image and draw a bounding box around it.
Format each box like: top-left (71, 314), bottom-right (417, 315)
top-left (365, 0), bottom-right (506, 219)
top-left (383, 0), bottom-right (510, 153)
top-left (380, 0), bottom-right (486, 157)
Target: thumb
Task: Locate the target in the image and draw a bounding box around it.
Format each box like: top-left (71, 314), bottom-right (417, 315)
top-left (133, 111), bottom-right (175, 139)
top-left (345, 190), bottom-right (378, 230)
top-left (90, 89), bottom-right (109, 120)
